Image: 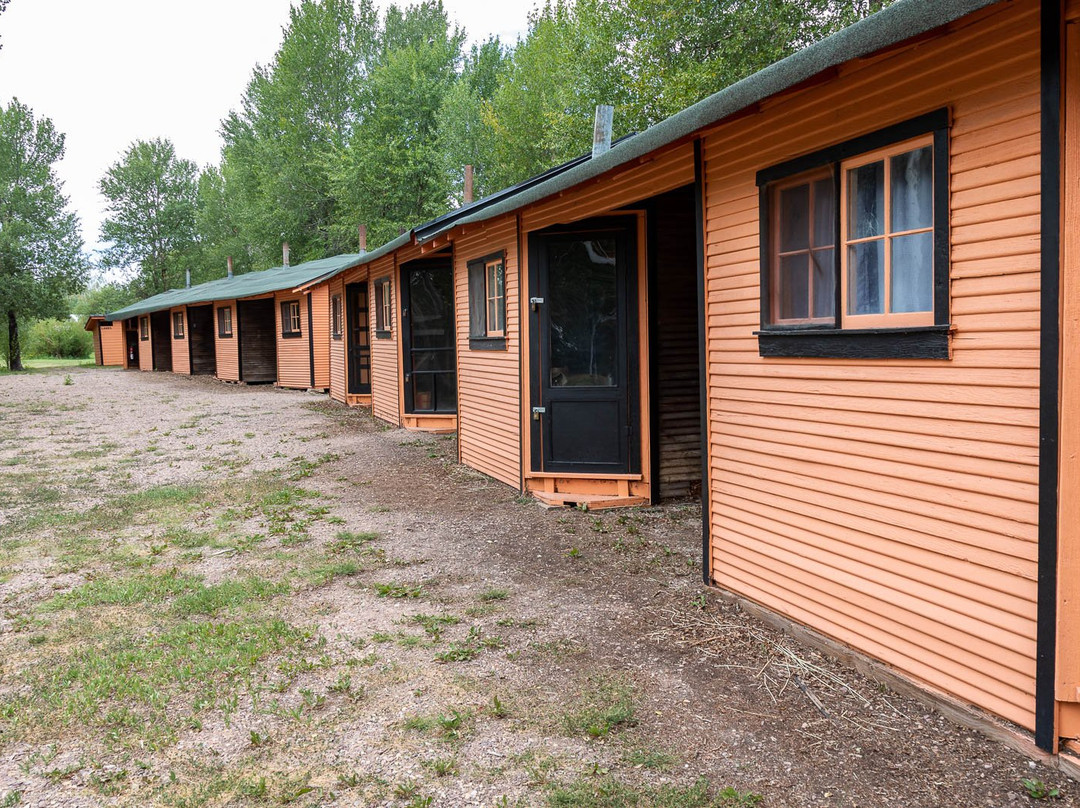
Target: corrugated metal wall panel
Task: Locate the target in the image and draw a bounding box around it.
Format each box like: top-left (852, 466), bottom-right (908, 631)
top-left (275, 291), bottom-right (310, 389)
top-left (702, 0), bottom-right (1040, 730)
top-left (170, 307), bottom-right (190, 375)
top-left (329, 277), bottom-right (347, 402)
top-left (454, 216), bottom-right (521, 488)
top-left (214, 300), bottom-right (239, 382)
top-left (311, 285), bottom-right (330, 389)
top-left (369, 255), bottom-right (401, 425)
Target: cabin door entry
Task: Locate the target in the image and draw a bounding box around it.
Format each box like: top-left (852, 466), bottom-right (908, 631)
top-left (346, 283), bottom-right (371, 394)
top-left (530, 217), bottom-right (640, 475)
top-left (400, 262), bottom-right (457, 413)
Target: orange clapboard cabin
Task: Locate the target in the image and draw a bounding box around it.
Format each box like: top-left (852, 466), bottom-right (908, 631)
top-left (105, 255), bottom-right (365, 387)
top-left (306, 0), bottom-right (1078, 763)
top-left (83, 316), bottom-right (125, 367)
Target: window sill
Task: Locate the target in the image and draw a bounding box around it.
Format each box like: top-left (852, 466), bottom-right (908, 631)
top-left (281, 332), bottom-right (303, 340)
top-left (375, 330), bottom-right (392, 340)
top-left (755, 324), bottom-right (951, 359)
top-left (469, 336), bottom-right (506, 351)
top-left (332, 334), bottom-right (342, 341)
top-left (218, 333), bottom-right (233, 339)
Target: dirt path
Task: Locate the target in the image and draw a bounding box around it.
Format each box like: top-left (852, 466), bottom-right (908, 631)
top-left (0, 366), bottom-right (1073, 807)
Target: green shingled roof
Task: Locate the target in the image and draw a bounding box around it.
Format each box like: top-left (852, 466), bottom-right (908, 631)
top-left (105, 254), bottom-right (367, 321)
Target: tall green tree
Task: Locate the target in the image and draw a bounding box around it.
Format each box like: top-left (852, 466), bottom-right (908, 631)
top-left (99, 138), bottom-right (198, 297)
top-left (333, 1), bottom-right (465, 245)
top-left (68, 282), bottom-right (137, 318)
top-left (220, 0), bottom-right (380, 266)
top-left (437, 36), bottom-right (509, 203)
top-left (0, 99), bottom-right (86, 370)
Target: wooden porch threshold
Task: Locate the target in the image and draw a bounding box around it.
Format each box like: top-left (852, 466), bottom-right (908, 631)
top-left (531, 491), bottom-right (649, 511)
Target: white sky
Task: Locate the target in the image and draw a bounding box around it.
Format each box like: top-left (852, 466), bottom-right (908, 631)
top-left (0, 0), bottom-right (536, 269)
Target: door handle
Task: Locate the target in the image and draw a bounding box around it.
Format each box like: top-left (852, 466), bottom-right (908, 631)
top-left (532, 406), bottom-right (546, 421)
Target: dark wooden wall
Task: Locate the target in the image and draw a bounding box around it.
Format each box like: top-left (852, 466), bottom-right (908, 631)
top-left (238, 299), bottom-right (278, 383)
top-left (187, 305), bottom-right (217, 376)
top-left (652, 185), bottom-right (702, 499)
top-left (150, 311), bottom-right (173, 372)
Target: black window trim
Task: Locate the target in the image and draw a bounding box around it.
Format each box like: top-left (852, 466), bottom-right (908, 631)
top-left (374, 276), bottom-right (392, 339)
top-left (755, 108), bottom-right (951, 360)
top-left (467, 249), bottom-right (507, 351)
top-left (217, 305), bottom-right (233, 338)
top-left (281, 299), bottom-right (302, 339)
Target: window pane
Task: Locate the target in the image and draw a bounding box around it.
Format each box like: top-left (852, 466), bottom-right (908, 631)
top-left (890, 146), bottom-right (933, 232)
top-left (848, 240), bottom-right (885, 315)
top-left (778, 254), bottom-right (809, 320)
top-left (549, 238), bottom-right (617, 387)
top-left (412, 373), bottom-right (435, 411)
top-left (779, 184), bottom-right (810, 252)
top-left (891, 231), bottom-right (934, 313)
top-left (811, 248), bottom-right (835, 319)
top-left (813, 178), bottom-right (835, 248)
top-left (434, 369), bottom-right (457, 412)
top-left (848, 161), bottom-right (884, 239)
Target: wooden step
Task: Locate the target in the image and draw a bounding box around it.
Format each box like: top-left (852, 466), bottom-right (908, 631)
top-left (531, 491), bottom-right (649, 511)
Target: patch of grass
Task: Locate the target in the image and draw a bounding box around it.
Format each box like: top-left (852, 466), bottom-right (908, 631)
top-left (4, 618), bottom-right (316, 746)
top-left (479, 587), bottom-right (510, 602)
top-left (546, 777), bottom-right (750, 807)
top-left (424, 756), bottom-right (459, 777)
top-left (305, 561), bottom-right (363, 587)
top-left (406, 612), bottom-right (461, 639)
top-left (623, 748), bottom-right (676, 770)
top-left (562, 675), bottom-right (637, 739)
top-left (330, 530), bottom-right (379, 553)
top-left (1022, 778), bottom-right (1062, 801)
top-left (373, 582), bottom-right (423, 599)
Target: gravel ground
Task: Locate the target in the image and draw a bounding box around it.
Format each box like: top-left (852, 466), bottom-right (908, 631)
top-left (0, 366), bottom-right (1075, 808)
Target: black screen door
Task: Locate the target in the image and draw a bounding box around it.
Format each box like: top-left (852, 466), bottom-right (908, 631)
top-left (346, 283), bottom-right (371, 394)
top-left (531, 218), bottom-right (639, 474)
top-left (401, 262), bottom-right (457, 413)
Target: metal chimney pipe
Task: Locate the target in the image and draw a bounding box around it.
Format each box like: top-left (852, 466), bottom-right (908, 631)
top-left (464, 165), bottom-right (474, 204)
top-left (185, 268), bottom-right (191, 288)
top-left (592, 104), bottom-right (614, 159)
top-left (227, 256), bottom-right (234, 278)
top-left (358, 224), bottom-right (367, 253)
top-left (282, 242), bottom-right (290, 267)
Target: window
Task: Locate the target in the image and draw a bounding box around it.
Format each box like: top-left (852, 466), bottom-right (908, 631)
top-left (173, 311), bottom-right (185, 339)
top-left (281, 300), bottom-right (302, 338)
top-left (217, 306), bottom-right (233, 338)
top-left (467, 252), bottom-right (507, 349)
top-left (331, 295), bottom-right (343, 340)
top-left (374, 277), bottom-right (392, 338)
top-left (140, 317), bottom-right (149, 341)
top-left (756, 110), bottom-right (950, 360)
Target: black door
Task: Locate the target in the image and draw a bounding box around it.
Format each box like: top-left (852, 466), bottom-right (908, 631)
top-left (400, 261), bottom-right (456, 413)
top-left (530, 218), bottom-right (639, 475)
top-left (346, 283), bottom-right (371, 394)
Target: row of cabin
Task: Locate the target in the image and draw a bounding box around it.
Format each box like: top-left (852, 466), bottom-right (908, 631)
top-left (98, 256), bottom-right (365, 390)
top-left (103, 0), bottom-right (1080, 765)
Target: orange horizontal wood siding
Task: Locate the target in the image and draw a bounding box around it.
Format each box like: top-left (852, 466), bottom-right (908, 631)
top-left (138, 317), bottom-right (152, 372)
top-left (369, 254), bottom-right (401, 426)
top-left (454, 216), bottom-right (521, 488)
top-left (170, 307), bottom-right (190, 375)
top-left (702, 0), bottom-right (1041, 730)
top-left (274, 291), bottom-right (311, 389)
top-left (311, 285), bottom-right (330, 390)
top-left (214, 300), bottom-right (239, 382)
top-left (97, 322), bottom-right (125, 367)
top-left (328, 276), bottom-right (347, 403)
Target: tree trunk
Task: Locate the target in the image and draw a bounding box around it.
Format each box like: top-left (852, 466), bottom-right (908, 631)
top-left (7, 310), bottom-right (22, 371)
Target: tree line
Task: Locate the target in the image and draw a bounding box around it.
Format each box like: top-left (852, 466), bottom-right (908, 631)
top-left (2, 0), bottom-right (891, 369)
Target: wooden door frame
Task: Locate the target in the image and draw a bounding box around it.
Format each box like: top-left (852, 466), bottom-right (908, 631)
top-left (527, 215), bottom-right (642, 476)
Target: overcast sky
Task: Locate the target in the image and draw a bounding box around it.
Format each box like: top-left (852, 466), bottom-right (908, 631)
top-left (0, 0), bottom-right (537, 271)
